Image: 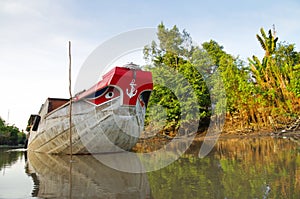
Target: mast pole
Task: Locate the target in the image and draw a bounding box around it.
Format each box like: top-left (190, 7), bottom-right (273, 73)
top-left (68, 41), bottom-right (73, 157)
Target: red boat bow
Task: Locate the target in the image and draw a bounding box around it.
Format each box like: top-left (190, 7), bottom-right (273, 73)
top-left (74, 66), bottom-right (153, 106)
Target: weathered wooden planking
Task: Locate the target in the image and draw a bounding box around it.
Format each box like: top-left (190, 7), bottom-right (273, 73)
top-left (28, 96), bottom-right (146, 154)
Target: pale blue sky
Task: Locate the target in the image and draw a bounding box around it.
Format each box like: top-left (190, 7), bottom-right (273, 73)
top-left (0, 0), bottom-right (299, 129)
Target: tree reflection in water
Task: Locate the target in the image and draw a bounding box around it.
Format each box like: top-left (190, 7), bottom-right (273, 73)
top-left (148, 137), bottom-right (300, 199)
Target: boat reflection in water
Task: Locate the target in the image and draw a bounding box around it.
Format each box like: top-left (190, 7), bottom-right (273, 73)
top-left (26, 151), bottom-right (151, 199)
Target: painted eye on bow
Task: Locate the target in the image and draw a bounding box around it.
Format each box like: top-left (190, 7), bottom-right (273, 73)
top-left (105, 91), bottom-right (114, 99)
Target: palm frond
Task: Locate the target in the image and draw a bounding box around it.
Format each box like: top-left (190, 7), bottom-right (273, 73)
top-left (260, 28), bottom-right (267, 40)
top-left (256, 34), bottom-right (266, 51)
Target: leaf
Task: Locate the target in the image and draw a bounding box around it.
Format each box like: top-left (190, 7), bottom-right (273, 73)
top-left (256, 34), bottom-right (266, 51)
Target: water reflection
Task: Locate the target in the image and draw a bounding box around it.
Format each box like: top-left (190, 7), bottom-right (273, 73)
top-left (0, 148), bottom-right (24, 171)
top-left (26, 152), bottom-right (151, 199)
top-left (148, 136), bottom-right (300, 199)
top-left (0, 148), bottom-right (33, 198)
top-left (1, 136), bottom-right (299, 198)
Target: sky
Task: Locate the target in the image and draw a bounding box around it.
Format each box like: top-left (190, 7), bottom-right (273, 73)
top-left (0, 0), bottom-right (300, 130)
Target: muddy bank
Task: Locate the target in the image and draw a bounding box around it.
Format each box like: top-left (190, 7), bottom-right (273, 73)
top-left (133, 116), bottom-right (300, 153)
top-left (132, 130), bottom-right (300, 153)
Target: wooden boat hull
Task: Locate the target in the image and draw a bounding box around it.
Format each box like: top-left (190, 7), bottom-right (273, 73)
top-left (28, 97), bottom-right (146, 154)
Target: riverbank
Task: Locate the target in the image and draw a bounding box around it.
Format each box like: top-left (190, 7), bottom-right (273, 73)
top-left (133, 119), bottom-right (300, 153)
top-left (197, 130), bottom-right (300, 141)
top-left (133, 131), bottom-right (300, 153)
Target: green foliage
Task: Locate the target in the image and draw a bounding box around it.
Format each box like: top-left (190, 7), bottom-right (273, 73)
top-left (248, 28), bottom-right (300, 125)
top-left (202, 39), bottom-right (253, 116)
top-left (0, 117), bottom-right (25, 146)
top-left (256, 28), bottom-right (278, 57)
top-left (202, 40), bottom-right (226, 67)
top-left (144, 23), bottom-right (213, 132)
top-left (144, 24), bottom-right (300, 133)
top-left (274, 42), bottom-right (300, 97)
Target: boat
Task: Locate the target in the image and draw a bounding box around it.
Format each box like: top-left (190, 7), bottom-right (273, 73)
top-left (26, 64), bottom-right (153, 154)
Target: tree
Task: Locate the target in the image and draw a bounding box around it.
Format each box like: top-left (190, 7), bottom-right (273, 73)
top-left (256, 28), bottom-right (278, 57)
top-left (144, 23), bottom-right (212, 133)
top-left (0, 117), bottom-right (25, 145)
top-left (274, 42), bottom-right (300, 98)
top-left (248, 27), bottom-right (300, 128)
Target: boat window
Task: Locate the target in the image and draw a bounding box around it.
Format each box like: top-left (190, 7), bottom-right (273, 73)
top-left (32, 115), bottom-right (41, 131)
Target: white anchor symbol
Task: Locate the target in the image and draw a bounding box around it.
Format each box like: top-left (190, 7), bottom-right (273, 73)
top-left (126, 79), bottom-right (138, 98)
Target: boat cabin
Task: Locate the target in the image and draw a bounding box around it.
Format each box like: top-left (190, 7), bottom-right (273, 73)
top-left (26, 98), bottom-right (69, 132)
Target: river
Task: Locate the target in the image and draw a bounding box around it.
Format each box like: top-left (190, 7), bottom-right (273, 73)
top-left (0, 136), bottom-right (299, 198)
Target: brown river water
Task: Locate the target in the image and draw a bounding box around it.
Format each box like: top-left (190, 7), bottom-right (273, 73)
top-left (0, 136), bottom-right (299, 199)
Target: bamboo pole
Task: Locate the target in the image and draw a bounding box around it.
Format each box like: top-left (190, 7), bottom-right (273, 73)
top-left (68, 41), bottom-right (73, 198)
top-left (68, 41), bottom-right (73, 157)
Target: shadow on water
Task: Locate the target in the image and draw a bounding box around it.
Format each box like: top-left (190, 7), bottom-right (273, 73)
top-left (25, 151), bottom-right (151, 199)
